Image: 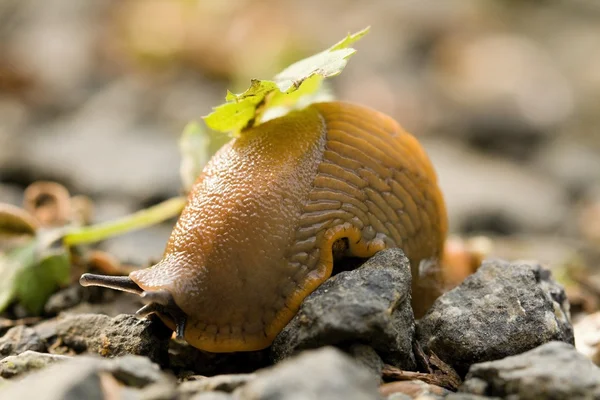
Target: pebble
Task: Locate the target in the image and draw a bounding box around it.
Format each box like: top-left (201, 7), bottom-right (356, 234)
top-left (461, 341), bottom-right (600, 399)
top-left (272, 248), bottom-right (416, 370)
top-left (0, 325), bottom-right (46, 360)
top-left (236, 347), bottom-right (382, 400)
top-left (417, 259), bottom-right (574, 376)
top-left (34, 313), bottom-right (171, 364)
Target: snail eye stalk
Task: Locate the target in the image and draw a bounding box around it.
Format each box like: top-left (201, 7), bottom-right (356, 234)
top-left (79, 273), bottom-right (143, 295)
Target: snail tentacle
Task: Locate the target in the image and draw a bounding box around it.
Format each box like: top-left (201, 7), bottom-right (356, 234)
top-left (79, 273), bottom-right (143, 295)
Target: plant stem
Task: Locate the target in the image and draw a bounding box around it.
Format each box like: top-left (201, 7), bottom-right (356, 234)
top-left (63, 196), bottom-right (187, 246)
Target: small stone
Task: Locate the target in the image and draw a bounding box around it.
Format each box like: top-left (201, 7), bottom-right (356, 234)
top-left (105, 355), bottom-right (167, 387)
top-left (236, 347), bottom-right (382, 400)
top-left (347, 344), bottom-right (384, 378)
top-left (272, 249), bottom-right (416, 370)
top-left (43, 285), bottom-right (84, 315)
top-left (0, 325), bottom-right (46, 359)
top-left (0, 356), bottom-right (103, 400)
top-left (46, 313), bottom-right (171, 364)
top-left (386, 393), bottom-right (413, 400)
top-left (445, 394), bottom-right (500, 400)
top-left (178, 374), bottom-right (255, 396)
top-left (417, 259), bottom-right (574, 376)
top-left (0, 354), bottom-right (173, 399)
top-left (379, 380), bottom-right (449, 398)
top-left (0, 351), bottom-right (70, 379)
top-left (190, 392), bottom-right (233, 400)
top-left (574, 310), bottom-right (600, 365)
top-left (461, 341), bottom-right (600, 399)
top-left (136, 380), bottom-right (178, 400)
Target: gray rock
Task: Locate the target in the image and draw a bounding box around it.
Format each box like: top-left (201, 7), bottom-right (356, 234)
top-left (135, 381), bottom-right (178, 400)
top-left (272, 249), bottom-right (416, 370)
top-left (47, 292), bottom-right (143, 318)
top-left (105, 355), bottom-right (167, 388)
top-left (417, 259), bottom-right (574, 376)
top-left (445, 394), bottom-right (500, 400)
top-left (0, 354), bottom-right (172, 400)
top-left (191, 392), bottom-right (233, 400)
top-left (41, 313), bottom-right (171, 364)
top-left (347, 344), bottom-right (384, 378)
top-left (461, 341), bottom-right (600, 399)
top-left (380, 380), bottom-right (449, 398)
top-left (386, 394), bottom-right (412, 400)
top-left (0, 351), bottom-right (70, 379)
top-left (178, 374), bottom-right (255, 396)
top-left (0, 325), bottom-right (46, 359)
top-left (44, 285), bottom-right (84, 315)
top-left (235, 347), bottom-right (382, 400)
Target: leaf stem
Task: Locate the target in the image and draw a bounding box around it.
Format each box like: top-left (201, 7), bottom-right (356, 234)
top-left (63, 196), bottom-right (187, 246)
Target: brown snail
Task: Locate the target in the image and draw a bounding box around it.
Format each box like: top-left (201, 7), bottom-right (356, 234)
top-left (80, 101), bottom-right (448, 352)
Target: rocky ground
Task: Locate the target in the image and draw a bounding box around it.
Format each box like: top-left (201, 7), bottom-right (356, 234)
top-left (2, 0), bottom-right (600, 399)
top-left (0, 249), bottom-right (592, 399)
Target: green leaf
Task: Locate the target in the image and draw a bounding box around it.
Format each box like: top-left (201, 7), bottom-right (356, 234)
top-left (203, 26), bottom-right (370, 135)
top-left (0, 229), bottom-right (71, 315)
top-left (15, 247), bottom-right (70, 315)
top-left (0, 240), bottom-right (37, 312)
top-left (204, 80), bottom-right (279, 134)
top-left (329, 27), bottom-right (371, 51)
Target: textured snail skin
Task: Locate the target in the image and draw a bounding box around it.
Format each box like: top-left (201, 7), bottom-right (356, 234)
top-left (129, 101), bottom-right (447, 352)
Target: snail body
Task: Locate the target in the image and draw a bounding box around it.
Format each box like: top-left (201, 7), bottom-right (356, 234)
top-left (81, 101), bottom-right (447, 352)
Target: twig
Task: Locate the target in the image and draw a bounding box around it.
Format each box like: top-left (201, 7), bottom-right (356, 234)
top-left (382, 352), bottom-right (461, 391)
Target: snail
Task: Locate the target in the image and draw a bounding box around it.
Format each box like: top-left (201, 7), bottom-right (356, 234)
top-left (80, 101), bottom-right (448, 352)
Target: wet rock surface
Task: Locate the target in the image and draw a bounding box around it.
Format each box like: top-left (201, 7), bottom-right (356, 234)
top-left (460, 341), bottom-right (600, 399)
top-left (272, 248), bottom-right (416, 370)
top-left (417, 258), bottom-right (574, 376)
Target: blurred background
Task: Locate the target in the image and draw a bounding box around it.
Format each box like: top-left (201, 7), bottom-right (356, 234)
top-left (0, 0), bottom-right (599, 300)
